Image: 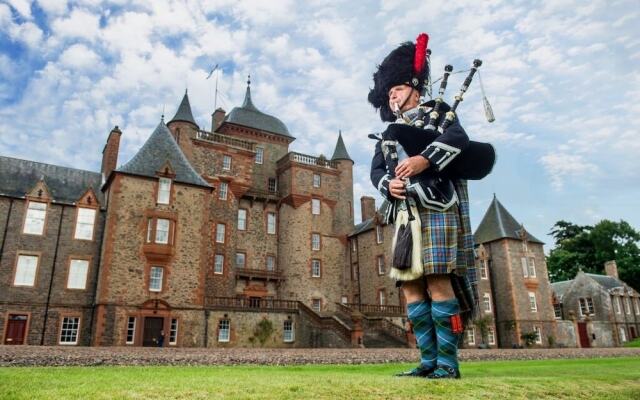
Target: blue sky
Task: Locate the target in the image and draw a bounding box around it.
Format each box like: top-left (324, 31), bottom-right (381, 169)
top-left (1, 0), bottom-right (639, 249)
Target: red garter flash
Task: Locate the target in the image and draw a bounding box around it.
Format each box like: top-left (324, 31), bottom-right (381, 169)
top-left (450, 314), bottom-right (463, 334)
top-left (413, 33), bottom-right (429, 75)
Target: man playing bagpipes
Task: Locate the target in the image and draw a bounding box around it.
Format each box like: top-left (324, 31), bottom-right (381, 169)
top-left (368, 33), bottom-right (495, 379)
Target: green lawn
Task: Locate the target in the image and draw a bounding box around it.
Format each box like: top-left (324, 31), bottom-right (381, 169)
top-left (1, 357), bottom-right (639, 399)
top-left (624, 338), bottom-right (640, 348)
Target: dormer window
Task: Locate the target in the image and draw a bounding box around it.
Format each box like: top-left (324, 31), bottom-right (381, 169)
top-left (24, 201), bottom-right (47, 235)
top-left (158, 178), bottom-right (171, 205)
top-left (74, 208), bottom-right (96, 240)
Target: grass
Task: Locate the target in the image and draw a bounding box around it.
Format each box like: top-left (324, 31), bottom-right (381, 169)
top-left (624, 338), bottom-right (640, 347)
top-left (1, 357), bottom-right (639, 399)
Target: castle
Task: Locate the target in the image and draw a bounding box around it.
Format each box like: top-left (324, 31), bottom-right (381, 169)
top-left (2, 82), bottom-right (636, 348)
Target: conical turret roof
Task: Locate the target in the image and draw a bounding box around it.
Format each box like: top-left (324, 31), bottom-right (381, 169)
top-left (224, 77), bottom-right (293, 139)
top-left (169, 91), bottom-right (198, 127)
top-left (331, 130), bottom-right (352, 161)
top-left (117, 121), bottom-right (209, 188)
top-left (474, 195), bottom-right (543, 244)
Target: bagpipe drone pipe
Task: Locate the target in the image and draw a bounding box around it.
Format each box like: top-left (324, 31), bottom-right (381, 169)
top-left (392, 60), bottom-right (496, 181)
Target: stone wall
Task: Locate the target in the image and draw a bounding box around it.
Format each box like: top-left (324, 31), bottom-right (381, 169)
top-left (555, 320), bottom-right (578, 348)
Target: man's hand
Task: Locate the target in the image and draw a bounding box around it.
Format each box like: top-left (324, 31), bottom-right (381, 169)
top-left (389, 178), bottom-right (406, 199)
top-left (396, 155), bottom-right (429, 179)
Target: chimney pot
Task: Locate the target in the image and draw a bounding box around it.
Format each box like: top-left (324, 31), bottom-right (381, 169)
top-left (604, 260), bottom-right (618, 278)
top-left (360, 196), bottom-right (376, 222)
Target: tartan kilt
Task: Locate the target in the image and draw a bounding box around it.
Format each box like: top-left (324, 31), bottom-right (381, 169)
top-left (418, 202), bottom-right (468, 277)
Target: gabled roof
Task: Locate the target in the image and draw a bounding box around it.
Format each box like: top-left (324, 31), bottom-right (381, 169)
top-left (585, 273), bottom-right (625, 290)
top-left (224, 80), bottom-right (293, 139)
top-left (0, 156), bottom-right (103, 205)
top-left (331, 131), bottom-right (352, 162)
top-left (169, 91), bottom-right (198, 127)
top-left (117, 122), bottom-right (210, 188)
top-left (550, 280), bottom-right (574, 301)
top-left (474, 195), bottom-right (544, 244)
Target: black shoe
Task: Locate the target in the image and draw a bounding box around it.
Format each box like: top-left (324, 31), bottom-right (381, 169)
top-left (426, 366), bottom-right (461, 379)
top-left (395, 365), bottom-right (435, 377)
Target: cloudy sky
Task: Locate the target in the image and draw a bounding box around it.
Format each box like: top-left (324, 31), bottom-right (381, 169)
top-left (1, 0), bottom-right (639, 248)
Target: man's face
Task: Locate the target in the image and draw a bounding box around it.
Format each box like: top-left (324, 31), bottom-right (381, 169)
top-left (388, 84), bottom-right (418, 113)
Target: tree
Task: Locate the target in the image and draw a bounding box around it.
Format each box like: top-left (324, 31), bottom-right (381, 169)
top-left (547, 219), bottom-right (640, 290)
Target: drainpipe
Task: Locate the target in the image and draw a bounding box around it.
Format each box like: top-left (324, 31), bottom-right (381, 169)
top-left (41, 204), bottom-right (65, 345)
top-left (88, 209), bottom-right (107, 346)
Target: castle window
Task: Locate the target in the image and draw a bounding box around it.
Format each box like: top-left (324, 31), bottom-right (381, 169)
top-left (283, 320), bottom-right (294, 342)
top-left (24, 201), bottom-right (47, 235)
top-left (311, 233), bottom-right (321, 251)
top-left (312, 298), bottom-right (322, 312)
top-left (14, 254), bottom-right (39, 287)
top-left (59, 316), bottom-right (80, 345)
top-left (487, 326), bottom-right (495, 345)
top-left (579, 297), bottom-right (594, 316)
top-left (351, 240), bottom-right (356, 252)
top-left (377, 255), bottom-right (385, 275)
top-left (255, 147), bottom-right (264, 164)
top-left (74, 207), bottom-right (96, 240)
top-left (378, 289), bottom-right (386, 305)
top-left (214, 254), bottom-right (224, 274)
top-left (634, 298), bottom-right (640, 315)
top-left (149, 266), bottom-right (164, 292)
top-left (266, 255), bottom-right (275, 271)
top-left (341, 296), bottom-right (348, 304)
top-left (216, 223), bottom-right (225, 243)
top-left (311, 259), bottom-right (321, 277)
top-left (313, 173), bottom-right (321, 188)
top-left (534, 326), bottom-right (542, 344)
top-left (376, 225), bottom-right (383, 244)
top-left (219, 182), bottom-right (228, 200)
top-left (624, 297), bottom-right (632, 315)
top-left (268, 178), bottom-right (277, 193)
top-left (614, 296), bottom-right (622, 314)
top-left (528, 258), bottom-right (536, 277)
top-left (554, 303), bottom-right (562, 319)
top-left (528, 292), bottom-right (538, 312)
top-left (222, 155), bottom-right (232, 171)
top-left (157, 177), bottom-right (171, 204)
top-left (619, 327), bottom-right (627, 342)
top-left (311, 198), bottom-right (320, 215)
top-left (467, 327), bottom-right (476, 345)
top-left (218, 319), bottom-right (230, 342)
top-left (267, 212), bottom-right (277, 234)
top-left (126, 316), bottom-right (136, 345)
top-left (235, 252), bottom-right (246, 268)
top-left (483, 293), bottom-right (492, 313)
top-left (480, 259), bottom-right (488, 279)
top-left (237, 209), bottom-right (247, 230)
top-left (169, 318), bottom-right (178, 345)
top-left (67, 259), bottom-right (89, 290)
top-left (521, 257), bottom-right (528, 278)
top-left (155, 219), bottom-right (170, 244)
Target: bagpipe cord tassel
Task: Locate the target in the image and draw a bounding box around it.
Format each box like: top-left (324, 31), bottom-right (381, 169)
top-left (389, 202), bottom-right (424, 281)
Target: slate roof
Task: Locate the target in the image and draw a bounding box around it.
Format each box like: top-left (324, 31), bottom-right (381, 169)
top-left (0, 156), bottom-right (104, 205)
top-left (224, 83), bottom-right (293, 139)
top-left (117, 122), bottom-right (210, 188)
top-left (585, 273), bottom-right (625, 290)
top-left (331, 131), bottom-right (352, 161)
top-left (169, 91), bottom-right (198, 127)
top-left (474, 195), bottom-right (544, 245)
top-left (348, 201), bottom-right (391, 237)
top-left (550, 280), bottom-right (574, 300)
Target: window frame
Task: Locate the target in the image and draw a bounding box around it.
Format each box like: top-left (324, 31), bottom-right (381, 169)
top-left (235, 252), bottom-right (246, 269)
top-left (311, 198), bottom-right (320, 215)
top-left (218, 319), bottom-right (230, 342)
top-left (126, 316), bottom-right (136, 345)
top-left (222, 155), bottom-right (232, 171)
top-left (311, 233), bottom-right (321, 251)
top-left (534, 326), bottom-right (542, 344)
top-left (487, 326), bottom-right (496, 345)
top-left (169, 318), bottom-right (178, 346)
top-left (66, 258), bottom-right (90, 290)
top-left (483, 293), bottom-right (492, 313)
top-left (312, 173), bottom-right (321, 188)
top-left (311, 298), bottom-right (322, 312)
top-left (215, 223), bottom-right (226, 244)
top-left (467, 327), bottom-right (476, 345)
top-left (219, 182), bottom-right (229, 200)
top-left (157, 177), bottom-right (172, 205)
top-left (74, 207), bottom-right (97, 241)
top-left (58, 315), bottom-right (81, 345)
top-left (311, 259), bottom-right (321, 278)
top-left (149, 266), bottom-right (164, 292)
top-left (376, 225), bottom-right (383, 244)
top-left (214, 254), bottom-right (224, 275)
top-left (528, 257), bottom-right (536, 277)
top-left (528, 292), bottom-right (538, 312)
top-left (624, 296), bottom-right (631, 315)
top-left (13, 253), bottom-right (40, 287)
top-left (255, 147), bottom-right (264, 164)
top-left (378, 288), bottom-right (386, 305)
top-left (377, 255), bottom-right (385, 275)
top-left (283, 320), bottom-right (294, 343)
top-left (268, 177), bottom-right (278, 193)
top-left (614, 296), bottom-right (622, 314)
top-left (267, 212), bottom-right (277, 235)
top-left (237, 208), bottom-right (247, 231)
top-left (23, 200), bottom-right (47, 236)
top-left (521, 257), bottom-right (528, 278)
top-left (480, 259), bottom-right (488, 280)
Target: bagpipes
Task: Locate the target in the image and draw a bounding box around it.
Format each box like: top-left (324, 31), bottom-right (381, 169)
top-left (390, 35), bottom-right (496, 181)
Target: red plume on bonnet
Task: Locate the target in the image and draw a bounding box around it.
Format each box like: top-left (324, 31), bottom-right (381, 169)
top-left (413, 33), bottom-right (429, 75)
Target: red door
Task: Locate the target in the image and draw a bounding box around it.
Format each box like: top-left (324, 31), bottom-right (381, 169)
top-left (4, 314), bottom-right (28, 345)
top-left (577, 322), bottom-right (590, 348)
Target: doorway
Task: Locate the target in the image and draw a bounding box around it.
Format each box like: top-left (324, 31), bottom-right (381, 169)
top-left (4, 314), bottom-right (29, 345)
top-left (577, 322), bottom-right (591, 348)
top-left (143, 317), bottom-right (164, 347)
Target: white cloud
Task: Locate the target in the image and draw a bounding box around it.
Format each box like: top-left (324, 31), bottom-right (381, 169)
top-left (59, 43), bottom-right (101, 69)
top-left (539, 152), bottom-right (599, 190)
top-left (51, 8), bottom-right (101, 41)
top-left (36, 0), bottom-right (68, 15)
top-left (7, 0), bottom-right (32, 19)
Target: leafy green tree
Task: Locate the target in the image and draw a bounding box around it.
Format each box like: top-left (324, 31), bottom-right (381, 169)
top-left (547, 219), bottom-right (640, 291)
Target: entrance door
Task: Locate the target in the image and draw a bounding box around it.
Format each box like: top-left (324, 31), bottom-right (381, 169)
top-left (143, 317), bottom-right (164, 347)
top-left (4, 314), bottom-right (28, 345)
top-left (629, 326), bottom-right (637, 339)
top-left (577, 322), bottom-right (590, 348)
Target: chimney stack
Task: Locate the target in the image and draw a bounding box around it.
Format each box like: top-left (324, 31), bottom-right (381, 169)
top-left (604, 260), bottom-right (618, 278)
top-left (212, 108), bottom-right (226, 132)
top-left (101, 126), bottom-right (121, 182)
top-left (360, 196), bottom-right (376, 222)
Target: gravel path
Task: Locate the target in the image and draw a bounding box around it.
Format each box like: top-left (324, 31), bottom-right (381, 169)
top-left (1, 346), bottom-right (639, 367)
